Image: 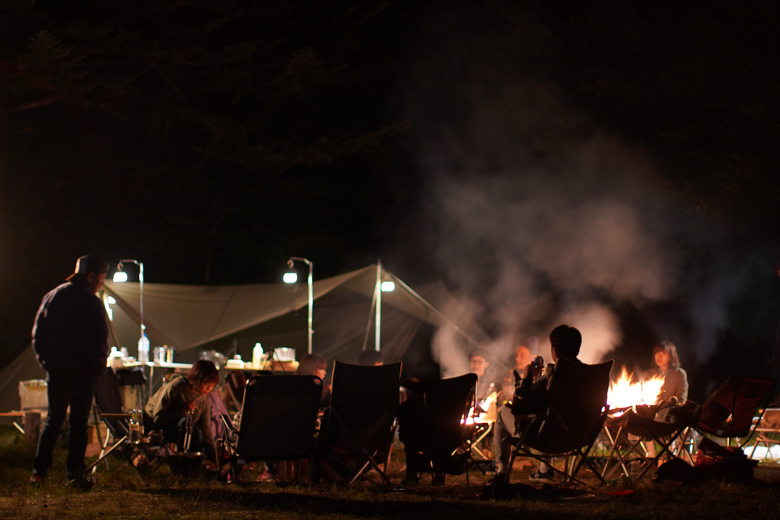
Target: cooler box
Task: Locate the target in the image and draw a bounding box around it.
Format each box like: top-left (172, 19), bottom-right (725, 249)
top-left (19, 379), bottom-right (48, 411)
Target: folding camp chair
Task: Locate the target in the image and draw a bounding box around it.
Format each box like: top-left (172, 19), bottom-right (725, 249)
top-left (469, 382), bottom-right (499, 461)
top-left (748, 408), bottom-right (780, 460)
top-left (87, 368), bottom-right (168, 476)
top-left (400, 373), bottom-right (480, 485)
top-left (695, 376), bottom-right (777, 444)
top-left (319, 361), bottom-right (402, 485)
top-left (672, 376), bottom-right (777, 461)
top-left (601, 404), bottom-right (699, 483)
top-left (224, 370), bottom-right (247, 411)
top-left (221, 374), bottom-right (323, 484)
top-left (506, 360), bottom-right (614, 486)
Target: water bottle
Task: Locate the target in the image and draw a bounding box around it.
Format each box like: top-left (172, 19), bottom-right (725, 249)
top-left (138, 334), bottom-right (150, 364)
top-left (253, 343), bottom-right (264, 369)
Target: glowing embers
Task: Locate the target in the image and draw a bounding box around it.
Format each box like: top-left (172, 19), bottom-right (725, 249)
top-left (607, 368), bottom-right (664, 412)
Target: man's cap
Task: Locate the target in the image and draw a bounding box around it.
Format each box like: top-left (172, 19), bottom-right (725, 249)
top-left (469, 347), bottom-right (490, 361)
top-left (522, 335), bottom-right (539, 353)
top-left (66, 255), bottom-right (109, 280)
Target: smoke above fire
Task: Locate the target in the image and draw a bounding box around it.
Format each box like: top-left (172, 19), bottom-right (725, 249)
top-left (411, 79), bottom-right (688, 377)
top-left (396, 6), bottom-right (780, 385)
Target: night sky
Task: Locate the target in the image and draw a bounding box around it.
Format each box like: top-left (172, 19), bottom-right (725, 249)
top-left (2, 1), bottom-right (780, 402)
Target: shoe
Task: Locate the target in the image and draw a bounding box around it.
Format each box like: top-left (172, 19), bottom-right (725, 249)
top-left (29, 474), bottom-right (46, 485)
top-left (528, 468), bottom-right (555, 485)
top-left (66, 476), bottom-right (96, 492)
top-left (256, 470), bottom-right (276, 483)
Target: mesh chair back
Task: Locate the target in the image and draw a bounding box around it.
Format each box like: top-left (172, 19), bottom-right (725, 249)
top-left (325, 361), bottom-right (402, 453)
top-left (94, 368), bottom-right (130, 437)
top-left (236, 374), bottom-right (323, 460)
top-left (225, 371), bottom-right (247, 410)
top-left (697, 376), bottom-right (777, 438)
top-left (531, 360), bottom-right (613, 454)
top-left (420, 373), bottom-right (477, 456)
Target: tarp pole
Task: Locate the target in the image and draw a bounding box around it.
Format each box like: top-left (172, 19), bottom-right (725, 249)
top-left (361, 283), bottom-right (377, 352)
top-left (375, 263), bottom-right (382, 352)
top-left (307, 260), bottom-right (313, 354)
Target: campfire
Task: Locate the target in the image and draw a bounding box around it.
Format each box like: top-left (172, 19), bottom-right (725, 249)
top-left (607, 368), bottom-right (664, 414)
top-left (464, 388), bottom-right (499, 424)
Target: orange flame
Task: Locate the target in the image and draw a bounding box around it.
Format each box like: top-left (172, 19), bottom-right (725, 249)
top-left (463, 390), bottom-right (499, 425)
top-left (607, 368), bottom-right (664, 409)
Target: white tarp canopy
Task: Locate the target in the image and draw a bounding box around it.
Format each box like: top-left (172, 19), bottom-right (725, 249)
top-left (103, 264), bottom-right (480, 353)
top-left (102, 263), bottom-right (485, 364)
top-left (0, 264), bottom-right (486, 418)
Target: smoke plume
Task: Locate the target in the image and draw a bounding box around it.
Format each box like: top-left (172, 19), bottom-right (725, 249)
top-left (410, 79), bottom-right (684, 376)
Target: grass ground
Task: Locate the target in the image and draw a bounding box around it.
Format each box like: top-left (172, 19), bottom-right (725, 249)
top-left (1, 425), bottom-right (779, 520)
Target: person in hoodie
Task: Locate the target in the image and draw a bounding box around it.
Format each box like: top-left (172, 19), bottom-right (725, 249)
top-left (31, 255), bottom-right (110, 489)
top-left (145, 359), bottom-right (219, 464)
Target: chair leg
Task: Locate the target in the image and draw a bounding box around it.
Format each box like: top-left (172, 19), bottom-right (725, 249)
top-left (504, 445), bottom-right (517, 483)
top-left (83, 435), bottom-right (129, 475)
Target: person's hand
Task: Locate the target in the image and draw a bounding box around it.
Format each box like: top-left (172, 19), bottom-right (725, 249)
top-left (523, 361), bottom-right (543, 380)
top-left (188, 401), bottom-right (198, 411)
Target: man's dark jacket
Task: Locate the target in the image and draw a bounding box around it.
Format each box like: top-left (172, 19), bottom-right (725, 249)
top-left (32, 280), bottom-right (109, 377)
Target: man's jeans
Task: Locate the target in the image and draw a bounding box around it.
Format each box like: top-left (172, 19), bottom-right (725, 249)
top-left (33, 369), bottom-right (99, 480)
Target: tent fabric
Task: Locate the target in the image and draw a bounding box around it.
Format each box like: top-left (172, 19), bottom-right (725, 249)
top-left (0, 346), bottom-right (46, 420)
top-left (0, 264), bottom-right (487, 420)
top-left (103, 264), bottom-right (482, 354)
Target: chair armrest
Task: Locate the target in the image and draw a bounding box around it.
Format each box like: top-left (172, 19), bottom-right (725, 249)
top-left (221, 414), bottom-right (238, 434)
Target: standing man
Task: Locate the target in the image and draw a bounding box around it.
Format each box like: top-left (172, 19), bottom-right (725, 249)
top-left (30, 255), bottom-right (110, 490)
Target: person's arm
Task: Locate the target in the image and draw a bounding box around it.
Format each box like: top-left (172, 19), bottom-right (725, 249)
top-left (197, 398), bottom-right (218, 464)
top-left (87, 297), bottom-right (110, 375)
top-left (511, 364), bottom-right (549, 416)
top-left (676, 368), bottom-right (689, 402)
top-left (148, 381), bottom-right (184, 426)
top-left (31, 297), bottom-right (49, 370)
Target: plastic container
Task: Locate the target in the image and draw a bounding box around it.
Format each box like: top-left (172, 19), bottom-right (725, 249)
top-left (138, 334), bottom-right (150, 364)
top-left (153, 345), bottom-right (175, 364)
top-left (19, 380), bottom-right (48, 411)
top-left (252, 343), bottom-right (264, 368)
top-left (275, 347), bottom-right (295, 362)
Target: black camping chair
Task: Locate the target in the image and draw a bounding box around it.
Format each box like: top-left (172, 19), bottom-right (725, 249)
top-left (221, 374), bottom-right (324, 484)
top-left (87, 368), bottom-right (168, 476)
top-left (507, 360), bottom-right (614, 486)
top-left (601, 403), bottom-right (700, 483)
top-left (400, 373), bottom-right (480, 485)
top-left (748, 407), bottom-right (780, 460)
top-left (319, 361), bottom-right (402, 485)
top-left (672, 376), bottom-right (778, 463)
top-left (695, 376), bottom-right (777, 443)
top-left (224, 370), bottom-right (247, 412)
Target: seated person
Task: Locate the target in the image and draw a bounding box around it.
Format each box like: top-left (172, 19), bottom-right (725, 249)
top-left (468, 348), bottom-right (495, 404)
top-left (145, 360), bottom-right (219, 465)
top-left (493, 325), bottom-right (583, 484)
top-left (642, 340), bottom-right (689, 458)
top-left (296, 353), bottom-right (331, 407)
top-left (497, 339), bottom-right (537, 405)
top-left (645, 340), bottom-right (688, 422)
top-left (358, 349), bottom-right (384, 366)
